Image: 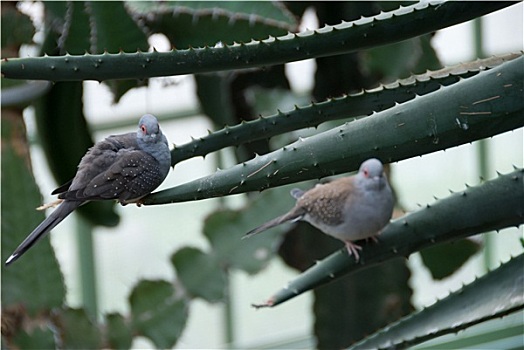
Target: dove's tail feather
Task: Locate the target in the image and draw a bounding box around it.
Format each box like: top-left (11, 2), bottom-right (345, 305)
top-left (5, 200), bottom-right (82, 266)
top-left (243, 211), bottom-right (303, 239)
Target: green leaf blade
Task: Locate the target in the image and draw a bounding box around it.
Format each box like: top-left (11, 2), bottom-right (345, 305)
top-left (129, 280), bottom-right (188, 349)
top-left (54, 308), bottom-right (103, 349)
top-left (2, 2), bottom-right (516, 81)
top-left (128, 1), bottom-right (296, 49)
top-left (171, 247), bottom-right (227, 302)
top-left (204, 186), bottom-right (297, 274)
top-left (1, 114), bottom-right (66, 314)
top-left (349, 254), bottom-right (524, 350)
top-left (105, 313), bottom-right (133, 349)
top-left (145, 56), bottom-right (524, 204)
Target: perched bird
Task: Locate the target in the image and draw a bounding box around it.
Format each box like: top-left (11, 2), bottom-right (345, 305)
top-left (244, 158), bottom-right (394, 261)
top-left (6, 114), bottom-right (171, 266)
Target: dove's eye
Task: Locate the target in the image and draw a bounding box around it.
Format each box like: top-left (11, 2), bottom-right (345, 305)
top-left (140, 125), bottom-right (147, 134)
top-left (363, 168), bottom-right (369, 177)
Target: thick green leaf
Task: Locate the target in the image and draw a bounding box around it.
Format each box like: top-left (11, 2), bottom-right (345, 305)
top-left (363, 35), bottom-right (440, 80)
top-left (145, 57), bottom-right (524, 204)
top-left (349, 254), bottom-right (524, 350)
top-left (420, 239), bottom-right (481, 280)
top-left (9, 327), bottom-right (55, 350)
top-left (411, 33), bottom-right (442, 73)
top-left (54, 308), bottom-right (102, 349)
top-left (44, 2), bottom-right (91, 55)
top-left (163, 53), bottom-right (520, 165)
top-left (204, 185), bottom-right (297, 274)
top-left (1, 3), bottom-right (35, 50)
top-left (247, 87), bottom-right (310, 118)
top-left (44, 2), bottom-right (149, 100)
top-left (88, 2), bottom-right (148, 54)
top-left (128, 1), bottom-right (296, 49)
top-left (87, 1), bottom-right (149, 101)
top-left (105, 313), bottom-right (132, 349)
top-left (195, 73), bottom-right (236, 127)
top-left (1, 112), bottom-right (65, 314)
top-left (411, 313), bottom-right (524, 349)
top-left (3, 2), bottom-right (515, 81)
top-left (43, 2), bottom-right (67, 21)
top-left (129, 280), bottom-right (188, 349)
top-left (171, 247), bottom-right (227, 302)
top-left (168, 1), bottom-right (295, 24)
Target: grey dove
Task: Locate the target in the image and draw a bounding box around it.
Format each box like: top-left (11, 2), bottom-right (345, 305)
top-left (245, 158), bottom-right (394, 261)
top-left (6, 114), bottom-right (171, 266)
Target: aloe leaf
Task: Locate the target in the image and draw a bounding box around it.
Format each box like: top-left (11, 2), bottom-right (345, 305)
top-left (171, 247), bottom-right (227, 302)
top-left (2, 2), bottom-right (516, 81)
top-left (87, 2), bottom-right (148, 54)
top-left (9, 326), bottom-right (55, 350)
top-left (364, 35), bottom-right (440, 80)
top-left (105, 313), bottom-right (132, 349)
top-left (195, 73), bottom-right (237, 127)
top-left (128, 1), bottom-right (296, 49)
top-left (1, 3), bottom-right (35, 49)
top-left (129, 280), bottom-right (188, 349)
top-left (349, 254), bottom-right (524, 350)
top-left (1, 3), bottom-right (39, 107)
top-left (43, 2), bottom-right (91, 55)
top-left (254, 169), bottom-right (523, 307)
top-left (87, 1), bottom-right (149, 101)
top-left (420, 239), bottom-right (481, 280)
top-left (144, 56), bottom-right (524, 204)
top-left (1, 113), bottom-right (65, 314)
top-left (43, 1), bottom-right (150, 101)
top-left (53, 308), bottom-right (102, 349)
top-left (168, 53), bottom-right (520, 165)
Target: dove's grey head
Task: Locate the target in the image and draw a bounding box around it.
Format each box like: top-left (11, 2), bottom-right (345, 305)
top-left (357, 158), bottom-right (388, 190)
top-left (136, 114), bottom-right (171, 170)
top-left (137, 114), bottom-right (163, 144)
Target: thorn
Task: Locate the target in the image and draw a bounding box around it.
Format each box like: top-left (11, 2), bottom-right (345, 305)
top-left (251, 298), bottom-right (274, 309)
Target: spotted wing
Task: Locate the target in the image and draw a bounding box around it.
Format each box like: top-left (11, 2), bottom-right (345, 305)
top-left (60, 149), bottom-right (165, 203)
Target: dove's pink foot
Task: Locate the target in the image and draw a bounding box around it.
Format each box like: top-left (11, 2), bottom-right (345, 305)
top-left (344, 241), bottom-right (363, 261)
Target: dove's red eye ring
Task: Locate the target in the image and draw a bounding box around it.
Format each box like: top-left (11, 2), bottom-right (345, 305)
top-left (141, 125), bottom-right (147, 133)
top-left (363, 168), bottom-right (369, 177)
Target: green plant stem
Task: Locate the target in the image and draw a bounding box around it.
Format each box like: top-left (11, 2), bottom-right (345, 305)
top-left (76, 215), bottom-right (98, 319)
top-left (223, 273), bottom-right (234, 347)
